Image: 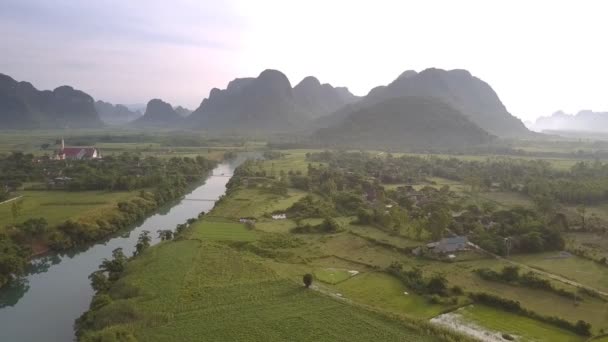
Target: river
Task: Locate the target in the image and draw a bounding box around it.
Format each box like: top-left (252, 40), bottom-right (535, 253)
top-left (0, 155), bottom-right (251, 342)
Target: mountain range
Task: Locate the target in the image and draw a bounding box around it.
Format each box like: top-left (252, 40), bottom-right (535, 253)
top-left (0, 73), bottom-right (103, 129)
top-left (531, 110), bottom-right (608, 133)
top-left (316, 68), bottom-right (529, 139)
top-left (187, 69), bottom-right (357, 133)
top-left (1, 68), bottom-right (537, 148)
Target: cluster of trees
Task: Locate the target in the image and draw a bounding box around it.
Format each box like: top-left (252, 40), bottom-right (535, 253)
top-left (469, 292), bottom-right (592, 336)
top-left (304, 151), bottom-right (570, 255)
top-left (387, 262), bottom-right (450, 297)
top-left (0, 233), bottom-right (29, 288)
top-left (306, 150), bottom-right (608, 206)
top-left (0, 152), bottom-right (216, 193)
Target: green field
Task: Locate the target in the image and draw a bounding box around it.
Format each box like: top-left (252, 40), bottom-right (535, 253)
top-left (0, 190), bottom-right (136, 228)
top-left (511, 252), bottom-right (608, 293)
top-left (458, 305), bottom-right (585, 342)
top-left (188, 219), bottom-right (257, 241)
top-left (209, 188), bottom-right (308, 220)
top-left (314, 268), bottom-right (354, 284)
top-left (335, 272), bottom-right (448, 319)
top-left (80, 240), bottom-right (442, 342)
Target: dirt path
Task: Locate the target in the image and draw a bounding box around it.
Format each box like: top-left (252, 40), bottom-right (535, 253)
top-left (0, 195), bottom-right (23, 206)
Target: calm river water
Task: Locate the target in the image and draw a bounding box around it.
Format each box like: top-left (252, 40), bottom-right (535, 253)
top-left (0, 155), bottom-right (251, 342)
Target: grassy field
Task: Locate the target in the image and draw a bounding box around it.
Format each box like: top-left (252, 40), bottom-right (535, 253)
top-left (335, 272), bottom-right (448, 320)
top-left (457, 305), bottom-right (585, 342)
top-left (0, 190), bottom-right (137, 229)
top-left (511, 252), bottom-right (608, 293)
top-left (209, 188), bottom-right (308, 220)
top-left (314, 268), bottom-right (354, 284)
top-left (188, 219), bottom-right (257, 241)
top-left (82, 240), bottom-right (443, 342)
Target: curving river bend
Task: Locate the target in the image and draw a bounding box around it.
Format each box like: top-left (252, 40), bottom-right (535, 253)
top-left (0, 155), bottom-right (250, 342)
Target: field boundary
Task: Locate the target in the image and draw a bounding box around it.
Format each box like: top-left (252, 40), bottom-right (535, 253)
top-left (0, 195), bottom-right (23, 206)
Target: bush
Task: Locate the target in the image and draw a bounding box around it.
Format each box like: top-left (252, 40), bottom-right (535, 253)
top-left (303, 273), bottom-right (313, 288)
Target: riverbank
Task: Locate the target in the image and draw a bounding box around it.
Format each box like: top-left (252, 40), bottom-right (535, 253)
top-left (0, 156), bottom-right (218, 291)
top-left (0, 160), bottom-right (242, 342)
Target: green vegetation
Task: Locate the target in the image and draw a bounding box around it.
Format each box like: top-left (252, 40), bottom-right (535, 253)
top-left (314, 268), bottom-right (353, 284)
top-left (459, 305), bottom-right (585, 342)
top-left (188, 219), bottom-right (257, 241)
top-left (511, 253), bottom-right (608, 293)
top-left (74, 148), bottom-right (608, 340)
top-left (77, 241), bottom-right (452, 342)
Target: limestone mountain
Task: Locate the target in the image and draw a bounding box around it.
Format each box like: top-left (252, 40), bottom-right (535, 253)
top-left (188, 69), bottom-right (301, 132)
top-left (292, 76), bottom-right (358, 119)
top-left (132, 99), bottom-right (182, 127)
top-left (315, 96), bottom-right (494, 149)
top-left (317, 68), bottom-right (530, 138)
top-left (532, 110), bottom-right (608, 133)
top-left (174, 106), bottom-right (192, 117)
top-left (0, 73), bottom-right (103, 129)
top-left (188, 70), bottom-right (356, 132)
top-left (94, 100), bottom-right (142, 125)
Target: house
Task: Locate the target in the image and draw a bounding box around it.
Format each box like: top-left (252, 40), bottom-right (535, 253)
top-left (54, 138), bottom-right (101, 160)
top-left (426, 236), bottom-right (469, 254)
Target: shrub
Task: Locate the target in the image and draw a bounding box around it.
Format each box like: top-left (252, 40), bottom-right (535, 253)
top-left (303, 273), bottom-right (313, 288)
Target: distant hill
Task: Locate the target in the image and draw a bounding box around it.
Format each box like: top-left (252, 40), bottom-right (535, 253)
top-left (0, 73), bottom-right (103, 129)
top-left (316, 68), bottom-right (530, 138)
top-left (132, 99), bottom-right (182, 127)
top-left (314, 96), bottom-right (494, 149)
top-left (293, 76), bottom-right (358, 119)
top-left (531, 110), bottom-right (608, 133)
top-left (174, 106), bottom-right (192, 117)
top-left (94, 100), bottom-right (142, 125)
top-left (187, 70), bottom-right (356, 133)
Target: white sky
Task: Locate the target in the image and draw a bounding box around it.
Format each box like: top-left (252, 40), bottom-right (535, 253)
top-left (1, 0), bottom-right (607, 121)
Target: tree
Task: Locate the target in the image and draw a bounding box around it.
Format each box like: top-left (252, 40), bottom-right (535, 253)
top-left (303, 273), bottom-right (313, 288)
top-left (89, 270), bottom-right (110, 293)
top-left (427, 274), bottom-right (448, 295)
top-left (99, 248), bottom-right (127, 281)
top-left (576, 205), bottom-right (587, 231)
top-left (157, 229), bottom-right (173, 241)
top-left (428, 207), bottom-right (451, 240)
top-left (133, 230), bottom-right (151, 256)
top-left (501, 266), bottom-right (520, 282)
top-left (19, 218), bottom-right (48, 237)
top-left (11, 199), bottom-right (24, 222)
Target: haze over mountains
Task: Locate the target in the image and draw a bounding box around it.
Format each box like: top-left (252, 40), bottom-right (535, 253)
top-left (0, 73), bottom-right (102, 129)
top-left (94, 101), bottom-right (142, 125)
top-left (531, 110), bottom-right (608, 133)
top-left (0, 67), bottom-right (566, 148)
top-left (315, 96), bottom-right (494, 149)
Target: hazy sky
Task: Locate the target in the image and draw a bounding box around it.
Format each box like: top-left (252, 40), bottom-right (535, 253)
top-left (1, 0), bottom-right (606, 121)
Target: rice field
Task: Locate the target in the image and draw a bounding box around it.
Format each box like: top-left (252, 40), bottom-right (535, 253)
top-left (0, 190), bottom-right (137, 229)
top-left (188, 219), bottom-right (257, 241)
top-left (83, 240), bottom-right (441, 342)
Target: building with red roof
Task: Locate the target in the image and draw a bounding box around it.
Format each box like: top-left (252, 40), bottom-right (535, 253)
top-left (54, 138), bottom-right (101, 160)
